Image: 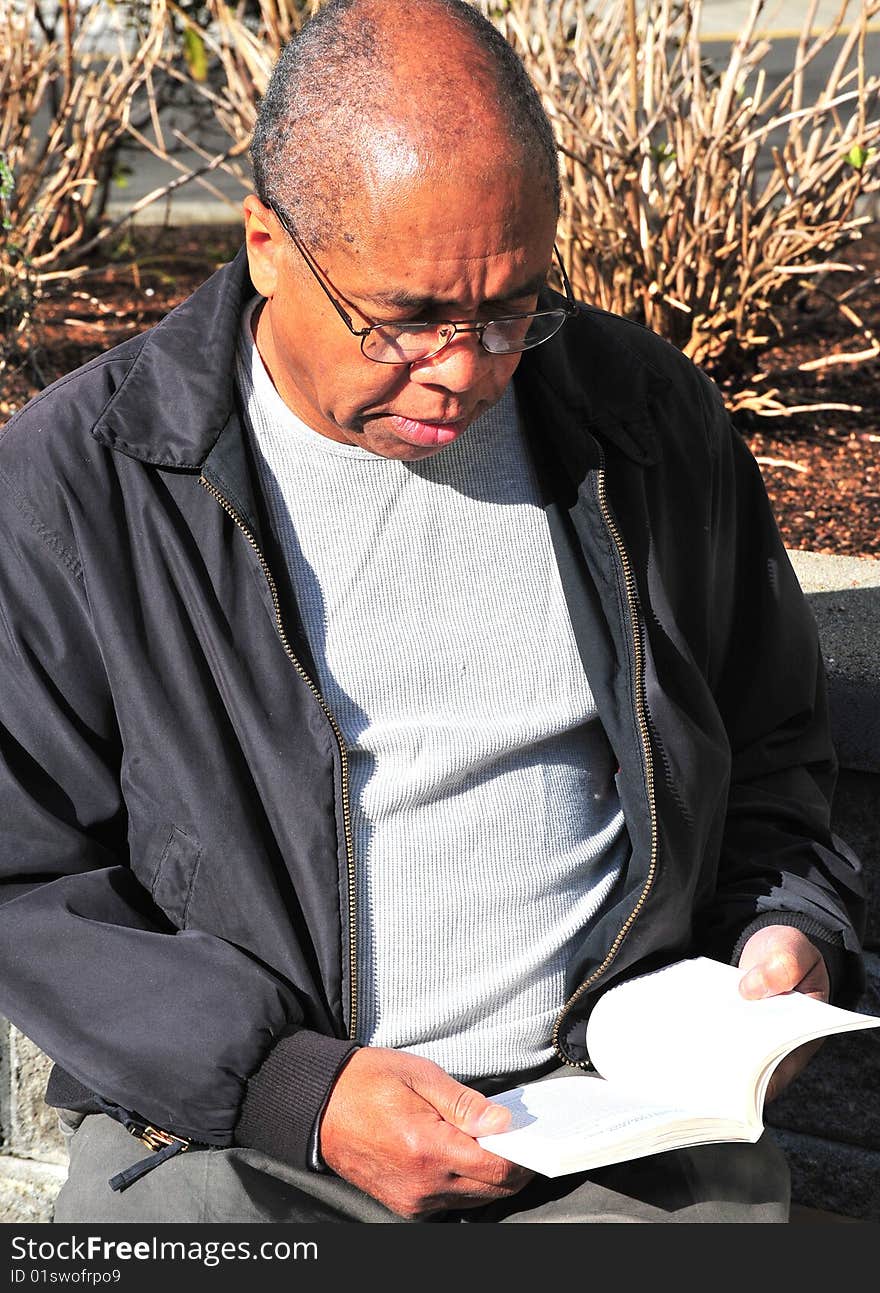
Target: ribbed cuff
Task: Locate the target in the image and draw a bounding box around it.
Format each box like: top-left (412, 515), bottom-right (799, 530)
top-left (234, 1029), bottom-right (360, 1171)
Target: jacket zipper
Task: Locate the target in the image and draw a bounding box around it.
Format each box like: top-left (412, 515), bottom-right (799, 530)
top-left (198, 475), bottom-right (359, 1042)
top-left (109, 1123), bottom-right (194, 1193)
top-left (552, 460), bottom-right (658, 1066)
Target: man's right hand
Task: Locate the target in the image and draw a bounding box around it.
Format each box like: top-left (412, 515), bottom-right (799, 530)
top-left (318, 1047), bottom-right (534, 1219)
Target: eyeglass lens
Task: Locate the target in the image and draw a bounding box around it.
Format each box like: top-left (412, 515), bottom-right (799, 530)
top-left (361, 310), bottom-right (569, 363)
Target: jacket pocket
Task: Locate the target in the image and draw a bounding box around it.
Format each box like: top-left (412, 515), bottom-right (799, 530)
top-left (148, 825), bottom-right (202, 928)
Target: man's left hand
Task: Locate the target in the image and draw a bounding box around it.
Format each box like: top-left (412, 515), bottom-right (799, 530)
top-left (737, 924), bottom-right (830, 1103)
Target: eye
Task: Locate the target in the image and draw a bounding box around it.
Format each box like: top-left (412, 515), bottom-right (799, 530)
top-left (489, 294), bottom-right (539, 317)
top-left (373, 309), bottom-right (432, 327)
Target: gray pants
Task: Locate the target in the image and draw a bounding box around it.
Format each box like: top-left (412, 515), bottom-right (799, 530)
top-left (52, 1109), bottom-right (791, 1224)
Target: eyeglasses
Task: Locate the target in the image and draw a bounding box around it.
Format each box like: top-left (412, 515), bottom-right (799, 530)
top-left (269, 202), bottom-right (577, 365)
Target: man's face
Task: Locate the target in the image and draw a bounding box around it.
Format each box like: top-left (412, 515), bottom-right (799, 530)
top-left (244, 172), bottom-right (559, 461)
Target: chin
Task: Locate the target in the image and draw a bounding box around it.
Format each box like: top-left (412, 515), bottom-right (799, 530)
top-left (370, 438), bottom-right (446, 462)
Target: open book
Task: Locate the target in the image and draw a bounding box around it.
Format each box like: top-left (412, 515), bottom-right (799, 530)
top-left (477, 956), bottom-right (879, 1177)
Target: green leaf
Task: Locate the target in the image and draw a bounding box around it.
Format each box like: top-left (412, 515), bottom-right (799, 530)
top-left (0, 155), bottom-right (14, 203)
top-left (652, 141), bottom-right (675, 164)
top-left (845, 144), bottom-right (869, 170)
top-left (183, 27), bottom-right (208, 83)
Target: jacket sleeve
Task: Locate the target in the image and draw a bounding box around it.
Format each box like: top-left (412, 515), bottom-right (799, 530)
top-left (690, 373), bottom-right (867, 1006)
top-left (0, 468), bottom-right (355, 1162)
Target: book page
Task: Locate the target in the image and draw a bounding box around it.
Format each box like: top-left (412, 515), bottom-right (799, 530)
top-left (485, 1070), bottom-right (689, 1139)
top-left (477, 1070), bottom-right (750, 1177)
top-left (478, 959), bottom-right (879, 1177)
top-left (586, 956), bottom-right (880, 1123)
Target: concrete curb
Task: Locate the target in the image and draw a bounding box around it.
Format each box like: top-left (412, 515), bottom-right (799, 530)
top-left (788, 551), bottom-right (880, 775)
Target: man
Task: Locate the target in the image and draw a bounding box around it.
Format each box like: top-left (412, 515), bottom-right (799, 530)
top-left (0, 0), bottom-right (866, 1224)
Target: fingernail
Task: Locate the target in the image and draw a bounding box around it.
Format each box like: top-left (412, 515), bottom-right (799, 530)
top-left (740, 968), bottom-right (769, 998)
top-left (477, 1104), bottom-right (509, 1132)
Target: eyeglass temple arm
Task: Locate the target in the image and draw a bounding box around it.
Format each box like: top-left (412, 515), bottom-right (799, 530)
top-left (272, 201), bottom-right (574, 326)
top-left (302, 234), bottom-right (575, 324)
top-left (553, 244), bottom-right (577, 312)
top-left (269, 202), bottom-right (371, 337)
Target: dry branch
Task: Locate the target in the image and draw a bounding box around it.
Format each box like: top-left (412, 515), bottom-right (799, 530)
top-left (475, 0), bottom-right (880, 415)
top-left (5, 0), bottom-right (880, 423)
top-left (1, 0), bottom-right (172, 351)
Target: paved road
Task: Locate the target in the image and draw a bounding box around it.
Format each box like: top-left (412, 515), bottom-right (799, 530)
top-left (106, 1), bottom-right (880, 226)
top-left (700, 0), bottom-right (877, 39)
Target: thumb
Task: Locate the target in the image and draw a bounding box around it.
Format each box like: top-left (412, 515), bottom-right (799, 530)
top-left (431, 1075), bottom-right (512, 1136)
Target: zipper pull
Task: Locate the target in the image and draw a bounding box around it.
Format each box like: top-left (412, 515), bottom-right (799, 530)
top-left (109, 1125), bottom-right (190, 1193)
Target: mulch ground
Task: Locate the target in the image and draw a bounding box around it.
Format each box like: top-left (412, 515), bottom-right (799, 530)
top-left (720, 220), bottom-right (880, 561)
top-left (2, 221), bottom-right (879, 559)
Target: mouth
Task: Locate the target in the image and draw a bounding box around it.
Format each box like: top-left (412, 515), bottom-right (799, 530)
top-left (385, 413), bottom-right (469, 448)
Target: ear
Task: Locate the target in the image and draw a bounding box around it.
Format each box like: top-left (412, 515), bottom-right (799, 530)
top-left (243, 194), bottom-right (287, 298)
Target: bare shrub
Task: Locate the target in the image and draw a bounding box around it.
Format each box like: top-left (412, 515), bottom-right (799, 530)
top-left (0, 0), bottom-right (170, 336)
top-left (479, 0), bottom-right (880, 415)
top-left (174, 0), bottom-right (880, 415)
top-left (9, 0), bottom-right (878, 418)
top-left (153, 0), bottom-right (321, 199)
top-left (0, 0), bottom-right (197, 390)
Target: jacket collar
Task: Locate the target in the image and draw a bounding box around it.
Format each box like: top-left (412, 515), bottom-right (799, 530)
top-left (516, 292), bottom-right (668, 471)
top-left (90, 246), bottom-right (667, 471)
top-left (91, 246), bottom-right (253, 468)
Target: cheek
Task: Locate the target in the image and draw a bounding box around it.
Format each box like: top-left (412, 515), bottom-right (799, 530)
top-left (279, 327), bottom-right (373, 406)
top-left (480, 354), bottom-right (524, 403)
top-left (497, 354), bottom-right (523, 388)
top-left (316, 355), bottom-right (410, 418)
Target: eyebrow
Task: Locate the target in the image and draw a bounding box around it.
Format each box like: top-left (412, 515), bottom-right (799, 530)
top-left (362, 270), bottom-right (549, 314)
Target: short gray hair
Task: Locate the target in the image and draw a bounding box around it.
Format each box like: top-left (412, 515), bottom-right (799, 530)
top-left (250, 0), bottom-right (561, 247)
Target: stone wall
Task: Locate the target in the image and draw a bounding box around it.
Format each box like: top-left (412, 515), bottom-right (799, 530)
top-left (1, 549), bottom-right (878, 1222)
top-left (766, 784), bottom-right (879, 1219)
top-left (0, 1028), bottom-right (67, 1222)
top-left (763, 552), bottom-right (880, 1221)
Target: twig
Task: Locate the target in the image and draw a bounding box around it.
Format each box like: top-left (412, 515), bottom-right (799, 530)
top-left (66, 147), bottom-right (245, 265)
top-left (799, 342), bottom-right (880, 370)
top-left (753, 402), bottom-right (864, 416)
top-left (754, 457), bottom-right (809, 473)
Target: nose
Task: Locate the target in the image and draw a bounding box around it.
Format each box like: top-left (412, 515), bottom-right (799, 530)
top-left (407, 330), bottom-right (495, 393)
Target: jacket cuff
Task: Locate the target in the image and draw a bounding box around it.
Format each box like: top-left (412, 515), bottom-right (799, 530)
top-left (729, 910), bottom-right (856, 1006)
top-left (234, 1029), bottom-right (360, 1171)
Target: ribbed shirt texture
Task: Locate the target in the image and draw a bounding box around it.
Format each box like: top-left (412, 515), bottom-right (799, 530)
top-left (236, 299), bottom-right (628, 1081)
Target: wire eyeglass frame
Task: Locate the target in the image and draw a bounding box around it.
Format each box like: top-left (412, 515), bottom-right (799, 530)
top-left (268, 201), bottom-right (578, 365)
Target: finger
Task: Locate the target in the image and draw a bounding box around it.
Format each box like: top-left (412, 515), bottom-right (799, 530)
top-left (429, 1117), bottom-right (534, 1190)
top-left (738, 941), bottom-right (824, 1000)
top-left (740, 955), bottom-right (828, 1001)
top-left (454, 1152), bottom-right (534, 1193)
top-left (739, 949), bottom-right (802, 998)
top-left (429, 1153), bottom-right (536, 1210)
top-left (427, 1074), bottom-right (513, 1137)
top-left (440, 1171), bottom-right (536, 1211)
top-left (401, 1172), bottom-right (533, 1222)
top-left (371, 1131), bottom-right (533, 1219)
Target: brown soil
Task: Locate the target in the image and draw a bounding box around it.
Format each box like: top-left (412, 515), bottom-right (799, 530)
top-left (2, 221), bottom-right (879, 559)
top-left (720, 221), bottom-right (880, 561)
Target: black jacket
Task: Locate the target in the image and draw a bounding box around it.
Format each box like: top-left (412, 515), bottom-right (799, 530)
top-left (0, 249), bottom-right (865, 1175)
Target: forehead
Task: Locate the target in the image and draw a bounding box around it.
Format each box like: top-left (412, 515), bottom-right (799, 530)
top-left (326, 165), bottom-right (558, 310)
